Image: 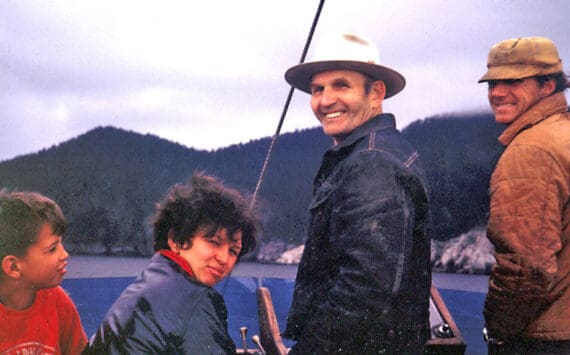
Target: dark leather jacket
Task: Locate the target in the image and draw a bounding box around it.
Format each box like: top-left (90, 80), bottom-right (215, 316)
top-left (88, 253), bottom-right (236, 354)
top-left (283, 114), bottom-right (431, 354)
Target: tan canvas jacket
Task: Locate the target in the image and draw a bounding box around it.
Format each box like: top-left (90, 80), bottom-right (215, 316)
top-left (484, 92), bottom-right (570, 340)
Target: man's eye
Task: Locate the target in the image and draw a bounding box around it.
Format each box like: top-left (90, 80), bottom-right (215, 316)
top-left (488, 78), bottom-right (524, 88)
top-left (505, 79), bottom-right (523, 85)
top-left (310, 86), bottom-right (323, 95)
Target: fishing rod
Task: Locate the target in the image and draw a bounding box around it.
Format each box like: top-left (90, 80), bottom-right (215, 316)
top-left (223, 0), bottom-right (325, 278)
top-left (249, 0), bottom-right (326, 210)
top-left (220, 2), bottom-right (326, 344)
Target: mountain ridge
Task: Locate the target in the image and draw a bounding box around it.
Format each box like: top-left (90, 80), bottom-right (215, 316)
top-left (1, 113), bottom-right (504, 272)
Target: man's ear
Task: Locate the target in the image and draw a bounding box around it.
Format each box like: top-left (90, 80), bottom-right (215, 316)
top-left (1, 255), bottom-right (22, 279)
top-left (541, 78), bottom-right (556, 97)
top-left (371, 80), bottom-right (386, 106)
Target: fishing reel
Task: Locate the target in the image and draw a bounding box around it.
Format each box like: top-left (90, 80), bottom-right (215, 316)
top-left (432, 322), bottom-right (455, 339)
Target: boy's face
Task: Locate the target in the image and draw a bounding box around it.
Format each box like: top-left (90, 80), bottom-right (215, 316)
top-left (174, 227), bottom-right (242, 287)
top-left (17, 223), bottom-right (69, 289)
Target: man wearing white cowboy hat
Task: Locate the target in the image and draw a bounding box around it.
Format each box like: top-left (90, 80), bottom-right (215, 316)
top-left (282, 33), bottom-right (431, 354)
top-left (480, 36), bottom-right (570, 354)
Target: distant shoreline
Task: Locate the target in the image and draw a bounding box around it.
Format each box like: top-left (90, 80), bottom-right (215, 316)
top-left (66, 255), bottom-right (488, 293)
top-left (66, 255), bottom-right (300, 280)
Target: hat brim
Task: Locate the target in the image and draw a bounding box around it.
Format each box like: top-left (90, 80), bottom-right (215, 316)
top-left (285, 60), bottom-right (406, 99)
top-left (478, 63), bottom-right (563, 83)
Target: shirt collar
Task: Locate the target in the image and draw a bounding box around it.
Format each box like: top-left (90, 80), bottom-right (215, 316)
top-left (499, 92), bottom-right (568, 146)
top-left (331, 113), bottom-right (396, 151)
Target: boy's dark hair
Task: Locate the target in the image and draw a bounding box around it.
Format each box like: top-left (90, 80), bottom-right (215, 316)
top-left (152, 173), bottom-right (260, 258)
top-left (0, 190), bottom-right (66, 259)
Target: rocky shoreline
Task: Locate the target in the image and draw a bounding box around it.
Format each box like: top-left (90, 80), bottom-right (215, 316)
top-left (257, 226), bottom-right (495, 275)
top-left (67, 226), bottom-right (494, 278)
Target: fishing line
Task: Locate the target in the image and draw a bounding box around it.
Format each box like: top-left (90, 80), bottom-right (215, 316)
top-left (221, 0), bottom-right (326, 299)
top-left (249, 0), bottom-right (326, 210)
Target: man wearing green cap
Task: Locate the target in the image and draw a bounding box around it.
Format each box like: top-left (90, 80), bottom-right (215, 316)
top-left (479, 36), bottom-right (570, 353)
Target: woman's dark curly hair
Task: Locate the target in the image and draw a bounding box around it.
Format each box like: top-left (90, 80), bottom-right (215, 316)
top-left (152, 172), bottom-right (260, 259)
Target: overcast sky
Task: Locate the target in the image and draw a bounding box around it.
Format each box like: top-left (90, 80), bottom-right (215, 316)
top-left (1, 0), bottom-right (569, 162)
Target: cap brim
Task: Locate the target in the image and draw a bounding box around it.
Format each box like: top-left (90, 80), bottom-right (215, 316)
top-left (285, 60), bottom-right (406, 99)
top-left (478, 64), bottom-right (560, 83)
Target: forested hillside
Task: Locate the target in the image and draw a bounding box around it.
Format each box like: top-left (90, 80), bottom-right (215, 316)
top-left (405, 113), bottom-right (504, 240)
top-left (0, 113), bottom-right (504, 257)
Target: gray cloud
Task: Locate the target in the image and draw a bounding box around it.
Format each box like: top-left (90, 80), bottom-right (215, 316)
top-left (1, 0), bottom-right (569, 162)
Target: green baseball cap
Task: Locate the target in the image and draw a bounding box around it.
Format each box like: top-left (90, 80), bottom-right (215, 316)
top-left (479, 36), bottom-right (563, 83)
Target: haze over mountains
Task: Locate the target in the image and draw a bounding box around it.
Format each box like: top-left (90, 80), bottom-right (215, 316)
top-left (0, 113), bottom-right (505, 273)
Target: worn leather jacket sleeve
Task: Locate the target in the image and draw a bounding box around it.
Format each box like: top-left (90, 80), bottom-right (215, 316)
top-left (484, 144), bottom-right (566, 340)
top-left (292, 151), bottom-right (420, 352)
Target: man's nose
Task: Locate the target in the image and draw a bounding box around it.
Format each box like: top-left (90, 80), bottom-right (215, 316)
top-left (319, 88), bottom-right (337, 106)
top-left (489, 82), bottom-right (509, 96)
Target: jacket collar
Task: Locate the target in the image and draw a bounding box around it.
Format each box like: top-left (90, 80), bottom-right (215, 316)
top-left (158, 250), bottom-right (195, 279)
top-left (330, 113), bottom-right (396, 151)
top-left (499, 92), bottom-right (568, 146)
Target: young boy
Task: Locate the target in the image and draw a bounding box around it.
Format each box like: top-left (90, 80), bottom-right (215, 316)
top-left (0, 191), bottom-right (87, 354)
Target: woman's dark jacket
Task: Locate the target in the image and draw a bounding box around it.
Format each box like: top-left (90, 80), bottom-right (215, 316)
top-left (283, 114), bottom-right (431, 354)
top-left (88, 253), bottom-right (235, 354)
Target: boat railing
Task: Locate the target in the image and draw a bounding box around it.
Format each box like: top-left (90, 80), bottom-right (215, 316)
top-left (237, 284), bottom-right (466, 354)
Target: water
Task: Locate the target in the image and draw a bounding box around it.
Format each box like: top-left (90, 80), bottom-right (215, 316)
top-left (63, 256), bottom-right (488, 354)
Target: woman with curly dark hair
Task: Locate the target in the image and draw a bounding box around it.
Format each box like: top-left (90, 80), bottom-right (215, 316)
top-left (89, 173), bottom-right (260, 354)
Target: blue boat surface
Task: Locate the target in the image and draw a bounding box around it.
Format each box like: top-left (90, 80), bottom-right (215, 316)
top-left (63, 257), bottom-right (488, 354)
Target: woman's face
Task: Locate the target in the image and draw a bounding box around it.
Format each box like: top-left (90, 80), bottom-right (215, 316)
top-left (172, 227), bottom-right (242, 287)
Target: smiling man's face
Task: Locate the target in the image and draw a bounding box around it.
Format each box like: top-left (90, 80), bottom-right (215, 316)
top-left (487, 77), bottom-right (554, 125)
top-left (310, 70), bottom-right (384, 144)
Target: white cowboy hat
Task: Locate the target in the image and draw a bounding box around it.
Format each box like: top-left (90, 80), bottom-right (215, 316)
top-left (285, 33), bottom-right (406, 98)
